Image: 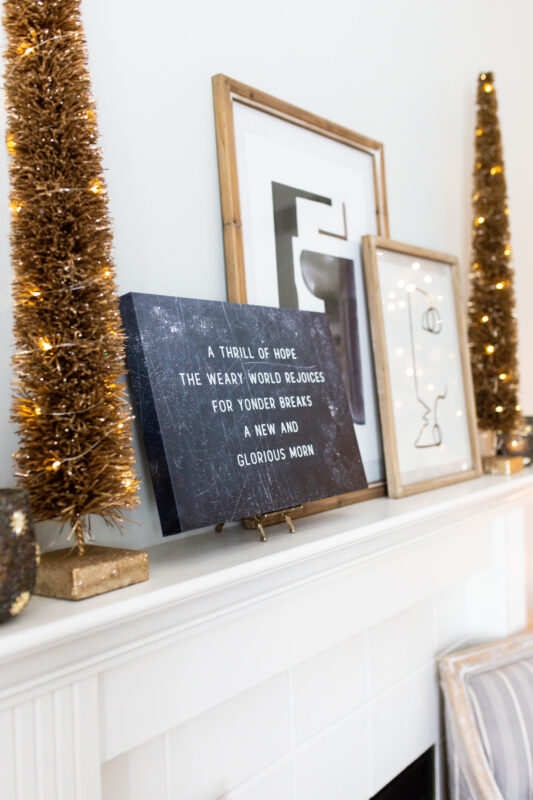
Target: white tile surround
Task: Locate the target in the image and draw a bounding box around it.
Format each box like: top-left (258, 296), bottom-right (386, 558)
top-left (0, 472), bottom-right (531, 800)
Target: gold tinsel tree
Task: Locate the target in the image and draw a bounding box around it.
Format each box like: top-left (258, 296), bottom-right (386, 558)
top-left (468, 71), bottom-right (520, 435)
top-left (4, 0), bottom-right (139, 553)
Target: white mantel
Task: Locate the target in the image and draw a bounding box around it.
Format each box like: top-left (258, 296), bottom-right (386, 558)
top-left (1, 472), bottom-right (532, 800)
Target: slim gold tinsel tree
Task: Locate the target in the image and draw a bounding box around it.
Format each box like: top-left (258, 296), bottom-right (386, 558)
top-left (4, 0), bottom-right (139, 555)
top-left (469, 72), bottom-right (520, 437)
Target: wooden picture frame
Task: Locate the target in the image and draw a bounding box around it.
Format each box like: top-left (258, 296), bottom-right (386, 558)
top-left (362, 236), bottom-right (482, 497)
top-left (212, 74), bottom-right (390, 519)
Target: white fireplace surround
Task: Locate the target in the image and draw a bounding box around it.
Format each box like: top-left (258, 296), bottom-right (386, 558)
top-left (0, 471), bottom-right (530, 800)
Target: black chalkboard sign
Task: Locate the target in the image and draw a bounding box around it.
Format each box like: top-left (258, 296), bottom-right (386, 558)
top-left (120, 293), bottom-right (367, 535)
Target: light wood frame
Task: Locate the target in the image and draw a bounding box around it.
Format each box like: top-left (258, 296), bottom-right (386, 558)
top-left (212, 73), bottom-right (390, 518)
top-left (362, 236), bottom-right (481, 498)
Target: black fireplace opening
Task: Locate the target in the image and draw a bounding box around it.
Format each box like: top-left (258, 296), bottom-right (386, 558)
top-left (370, 747), bottom-right (435, 800)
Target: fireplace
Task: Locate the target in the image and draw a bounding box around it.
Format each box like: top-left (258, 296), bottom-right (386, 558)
top-left (3, 475), bottom-right (523, 799)
top-left (371, 748), bottom-right (435, 800)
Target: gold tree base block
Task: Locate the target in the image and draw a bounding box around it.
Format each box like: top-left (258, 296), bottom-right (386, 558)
top-left (482, 455), bottom-right (525, 476)
top-left (34, 545), bottom-right (149, 600)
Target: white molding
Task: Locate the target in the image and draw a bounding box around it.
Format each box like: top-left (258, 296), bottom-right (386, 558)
top-left (1, 473), bottom-right (532, 710)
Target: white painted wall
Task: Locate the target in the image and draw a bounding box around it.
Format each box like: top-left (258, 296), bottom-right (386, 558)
top-left (1, 0), bottom-right (533, 547)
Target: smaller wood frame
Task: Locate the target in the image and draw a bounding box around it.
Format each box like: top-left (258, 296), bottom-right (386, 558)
top-left (212, 74), bottom-right (389, 518)
top-left (362, 236), bottom-right (481, 497)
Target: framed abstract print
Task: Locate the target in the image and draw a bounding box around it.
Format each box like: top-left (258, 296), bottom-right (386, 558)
top-left (361, 236), bottom-right (482, 497)
top-left (212, 74), bottom-right (389, 517)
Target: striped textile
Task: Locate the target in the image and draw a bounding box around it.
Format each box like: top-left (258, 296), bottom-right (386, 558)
top-left (468, 657), bottom-right (533, 799)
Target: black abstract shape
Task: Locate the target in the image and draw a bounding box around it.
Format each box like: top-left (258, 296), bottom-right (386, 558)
top-left (300, 250), bottom-right (365, 425)
top-left (271, 182), bottom-right (331, 309)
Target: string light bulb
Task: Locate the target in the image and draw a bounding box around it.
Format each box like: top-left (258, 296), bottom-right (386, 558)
top-left (89, 180), bottom-right (102, 194)
top-left (495, 405), bottom-right (503, 413)
top-left (475, 216), bottom-right (485, 226)
top-left (481, 315), bottom-right (489, 323)
top-left (504, 246), bottom-right (511, 256)
top-left (484, 82), bottom-right (493, 93)
top-left (476, 128), bottom-right (484, 136)
top-left (486, 344), bottom-right (495, 354)
top-left (496, 281), bottom-right (505, 290)
top-left (9, 200), bottom-right (22, 214)
top-left (516, 404), bottom-right (522, 411)
top-left (6, 135), bottom-right (16, 154)
top-left (490, 165), bottom-right (502, 175)
top-left (17, 42), bottom-right (34, 56)
top-left (45, 458), bottom-right (62, 471)
top-left (499, 373), bottom-right (508, 381)
top-left (38, 337), bottom-right (53, 351)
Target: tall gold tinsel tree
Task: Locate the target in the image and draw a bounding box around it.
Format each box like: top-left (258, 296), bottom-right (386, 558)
top-left (469, 71), bottom-right (520, 435)
top-left (4, 0), bottom-right (139, 554)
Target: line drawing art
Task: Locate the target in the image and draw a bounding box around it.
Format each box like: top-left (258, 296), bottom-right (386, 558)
top-left (407, 286), bottom-right (446, 449)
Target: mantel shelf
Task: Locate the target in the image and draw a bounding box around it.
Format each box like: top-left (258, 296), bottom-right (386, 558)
top-left (1, 471), bottom-right (533, 704)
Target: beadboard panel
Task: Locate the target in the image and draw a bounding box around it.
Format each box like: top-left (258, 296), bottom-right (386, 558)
top-left (0, 678), bottom-right (101, 800)
top-left (0, 709), bottom-right (16, 800)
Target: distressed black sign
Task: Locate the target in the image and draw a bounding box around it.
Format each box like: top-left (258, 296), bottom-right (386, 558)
top-left (120, 293), bottom-right (367, 535)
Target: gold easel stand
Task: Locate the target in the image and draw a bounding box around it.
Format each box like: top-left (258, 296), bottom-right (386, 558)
top-left (216, 506), bottom-right (302, 542)
top-left (34, 545), bottom-right (149, 600)
top-left (479, 429), bottom-right (525, 476)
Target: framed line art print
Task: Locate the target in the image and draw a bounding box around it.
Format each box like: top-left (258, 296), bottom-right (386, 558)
top-left (361, 236), bottom-right (482, 497)
top-left (212, 74), bottom-right (389, 517)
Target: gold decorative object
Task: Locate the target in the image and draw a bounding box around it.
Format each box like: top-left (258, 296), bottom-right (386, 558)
top-left (0, 488), bottom-right (38, 622)
top-left (34, 545), bottom-right (149, 601)
top-left (4, 0), bottom-right (139, 559)
top-left (215, 506), bottom-right (302, 542)
top-left (468, 72), bottom-right (521, 436)
top-left (482, 455), bottom-right (524, 476)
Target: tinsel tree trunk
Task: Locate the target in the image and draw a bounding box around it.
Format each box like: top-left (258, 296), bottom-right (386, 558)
top-left (4, 0), bottom-right (139, 554)
top-left (468, 71), bottom-right (520, 435)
